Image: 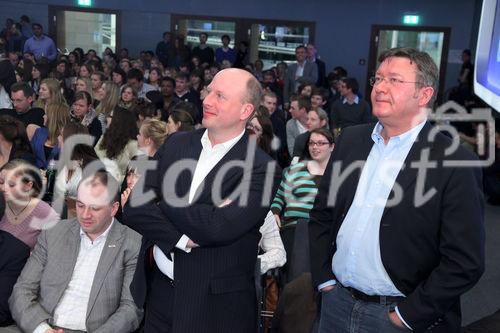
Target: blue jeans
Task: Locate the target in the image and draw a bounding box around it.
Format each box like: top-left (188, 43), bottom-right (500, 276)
top-left (319, 286), bottom-right (410, 333)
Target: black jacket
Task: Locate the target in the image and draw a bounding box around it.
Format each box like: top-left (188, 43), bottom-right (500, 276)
top-left (309, 122), bottom-right (484, 333)
top-left (0, 230), bottom-right (30, 326)
top-left (123, 129), bottom-right (281, 333)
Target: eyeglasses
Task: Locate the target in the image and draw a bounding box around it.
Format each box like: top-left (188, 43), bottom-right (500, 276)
top-left (369, 76), bottom-right (420, 87)
top-left (308, 141), bottom-right (330, 147)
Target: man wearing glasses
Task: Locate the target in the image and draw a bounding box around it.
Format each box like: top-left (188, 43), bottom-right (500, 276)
top-left (309, 47), bottom-right (484, 332)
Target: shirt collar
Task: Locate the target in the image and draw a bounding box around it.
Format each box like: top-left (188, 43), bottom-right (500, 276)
top-left (200, 128), bottom-right (245, 151)
top-left (371, 119), bottom-right (427, 146)
top-left (80, 218), bottom-right (115, 242)
top-left (343, 95), bottom-right (360, 104)
top-left (33, 35), bottom-right (45, 41)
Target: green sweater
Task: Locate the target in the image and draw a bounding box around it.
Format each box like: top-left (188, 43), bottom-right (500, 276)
top-left (270, 162), bottom-right (322, 228)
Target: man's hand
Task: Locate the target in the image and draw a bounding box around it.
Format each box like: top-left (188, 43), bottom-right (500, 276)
top-left (320, 285), bottom-right (336, 293)
top-left (219, 198), bottom-right (232, 208)
top-left (388, 310), bottom-right (406, 329)
top-left (45, 328), bottom-right (64, 333)
top-left (187, 239), bottom-right (199, 248)
top-left (121, 187), bottom-right (132, 207)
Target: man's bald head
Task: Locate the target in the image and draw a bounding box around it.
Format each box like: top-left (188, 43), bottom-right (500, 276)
top-left (213, 68), bottom-right (263, 118)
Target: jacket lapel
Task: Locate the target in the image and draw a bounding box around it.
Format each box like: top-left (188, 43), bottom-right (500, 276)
top-left (86, 221), bottom-right (124, 319)
top-left (175, 130), bottom-right (203, 199)
top-left (340, 125), bottom-right (376, 210)
top-left (51, 220), bottom-right (81, 309)
top-left (381, 122), bottom-right (434, 218)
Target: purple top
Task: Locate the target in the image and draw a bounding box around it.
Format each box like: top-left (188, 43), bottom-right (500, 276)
top-left (0, 200), bottom-right (58, 249)
top-left (215, 47), bottom-right (237, 65)
top-left (23, 35), bottom-right (57, 61)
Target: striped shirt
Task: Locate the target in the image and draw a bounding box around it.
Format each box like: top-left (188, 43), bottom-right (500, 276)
top-left (270, 162), bottom-right (321, 228)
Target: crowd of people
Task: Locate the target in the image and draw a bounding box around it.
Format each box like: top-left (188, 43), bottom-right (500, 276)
top-left (0, 14), bottom-right (498, 333)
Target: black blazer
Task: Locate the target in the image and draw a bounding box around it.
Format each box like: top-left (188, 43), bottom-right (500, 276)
top-left (315, 58), bottom-right (327, 88)
top-left (123, 129), bottom-right (280, 333)
top-left (309, 122), bottom-right (485, 333)
top-left (0, 230), bottom-right (30, 326)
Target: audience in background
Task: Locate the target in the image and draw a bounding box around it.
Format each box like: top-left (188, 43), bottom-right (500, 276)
top-left (0, 18), bottom-right (495, 332)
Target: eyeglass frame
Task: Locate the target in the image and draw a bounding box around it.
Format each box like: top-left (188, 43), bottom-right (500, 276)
top-left (369, 75), bottom-right (421, 87)
top-left (308, 140), bottom-right (331, 147)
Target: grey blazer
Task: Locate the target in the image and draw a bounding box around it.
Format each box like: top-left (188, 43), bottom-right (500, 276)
top-left (283, 61), bottom-right (318, 103)
top-left (286, 119), bottom-right (302, 156)
top-left (9, 218), bottom-right (143, 333)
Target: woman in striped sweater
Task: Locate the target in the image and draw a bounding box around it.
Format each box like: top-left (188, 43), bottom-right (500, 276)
top-left (271, 127), bottom-right (334, 282)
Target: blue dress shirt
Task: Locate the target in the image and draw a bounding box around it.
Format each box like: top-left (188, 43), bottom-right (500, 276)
top-left (320, 120), bottom-right (427, 330)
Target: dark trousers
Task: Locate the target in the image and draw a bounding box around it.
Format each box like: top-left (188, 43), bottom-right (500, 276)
top-left (319, 286), bottom-right (409, 333)
top-left (143, 266), bottom-right (174, 333)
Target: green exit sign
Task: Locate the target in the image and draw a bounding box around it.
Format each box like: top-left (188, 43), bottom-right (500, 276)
top-left (403, 15), bottom-right (420, 25)
top-left (77, 0), bottom-right (92, 6)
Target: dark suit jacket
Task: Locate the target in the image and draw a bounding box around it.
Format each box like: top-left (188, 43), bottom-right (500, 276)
top-left (313, 58), bottom-right (326, 88)
top-left (0, 231), bottom-right (30, 326)
top-left (292, 131), bottom-right (311, 161)
top-left (123, 129), bottom-right (280, 333)
top-left (309, 122), bottom-right (485, 333)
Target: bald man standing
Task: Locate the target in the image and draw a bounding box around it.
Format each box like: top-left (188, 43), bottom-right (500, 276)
top-left (124, 68), bottom-right (279, 333)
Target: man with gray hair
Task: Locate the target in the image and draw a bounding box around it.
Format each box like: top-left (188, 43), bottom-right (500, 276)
top-left (310, 47), bottom-right (484, 332)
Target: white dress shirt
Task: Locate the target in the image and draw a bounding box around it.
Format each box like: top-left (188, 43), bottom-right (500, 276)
top-left (258, 211), bottom-right (286, 274)
top-left (33, 220), bottom-right (115, 333)
top-left (295, 62), bottom-right (305, 79)
top-left (154, 129), bottom-right (246, 279)
top-left (296, 120), bottom-right (308, 135)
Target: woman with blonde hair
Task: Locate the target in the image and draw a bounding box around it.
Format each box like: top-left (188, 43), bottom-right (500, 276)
top-left (27, 103), bottom-right (70, 168)
top-left (95, 81), bottom-right (120, 132)
top-left (75, 77), bottom-right (94, 100)
top-left (121, 118), bottom-right (168, 206)
top-left (137, 118), bottom-right (168, 158)
top-left (34, 78), bottom-right (67, 109)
